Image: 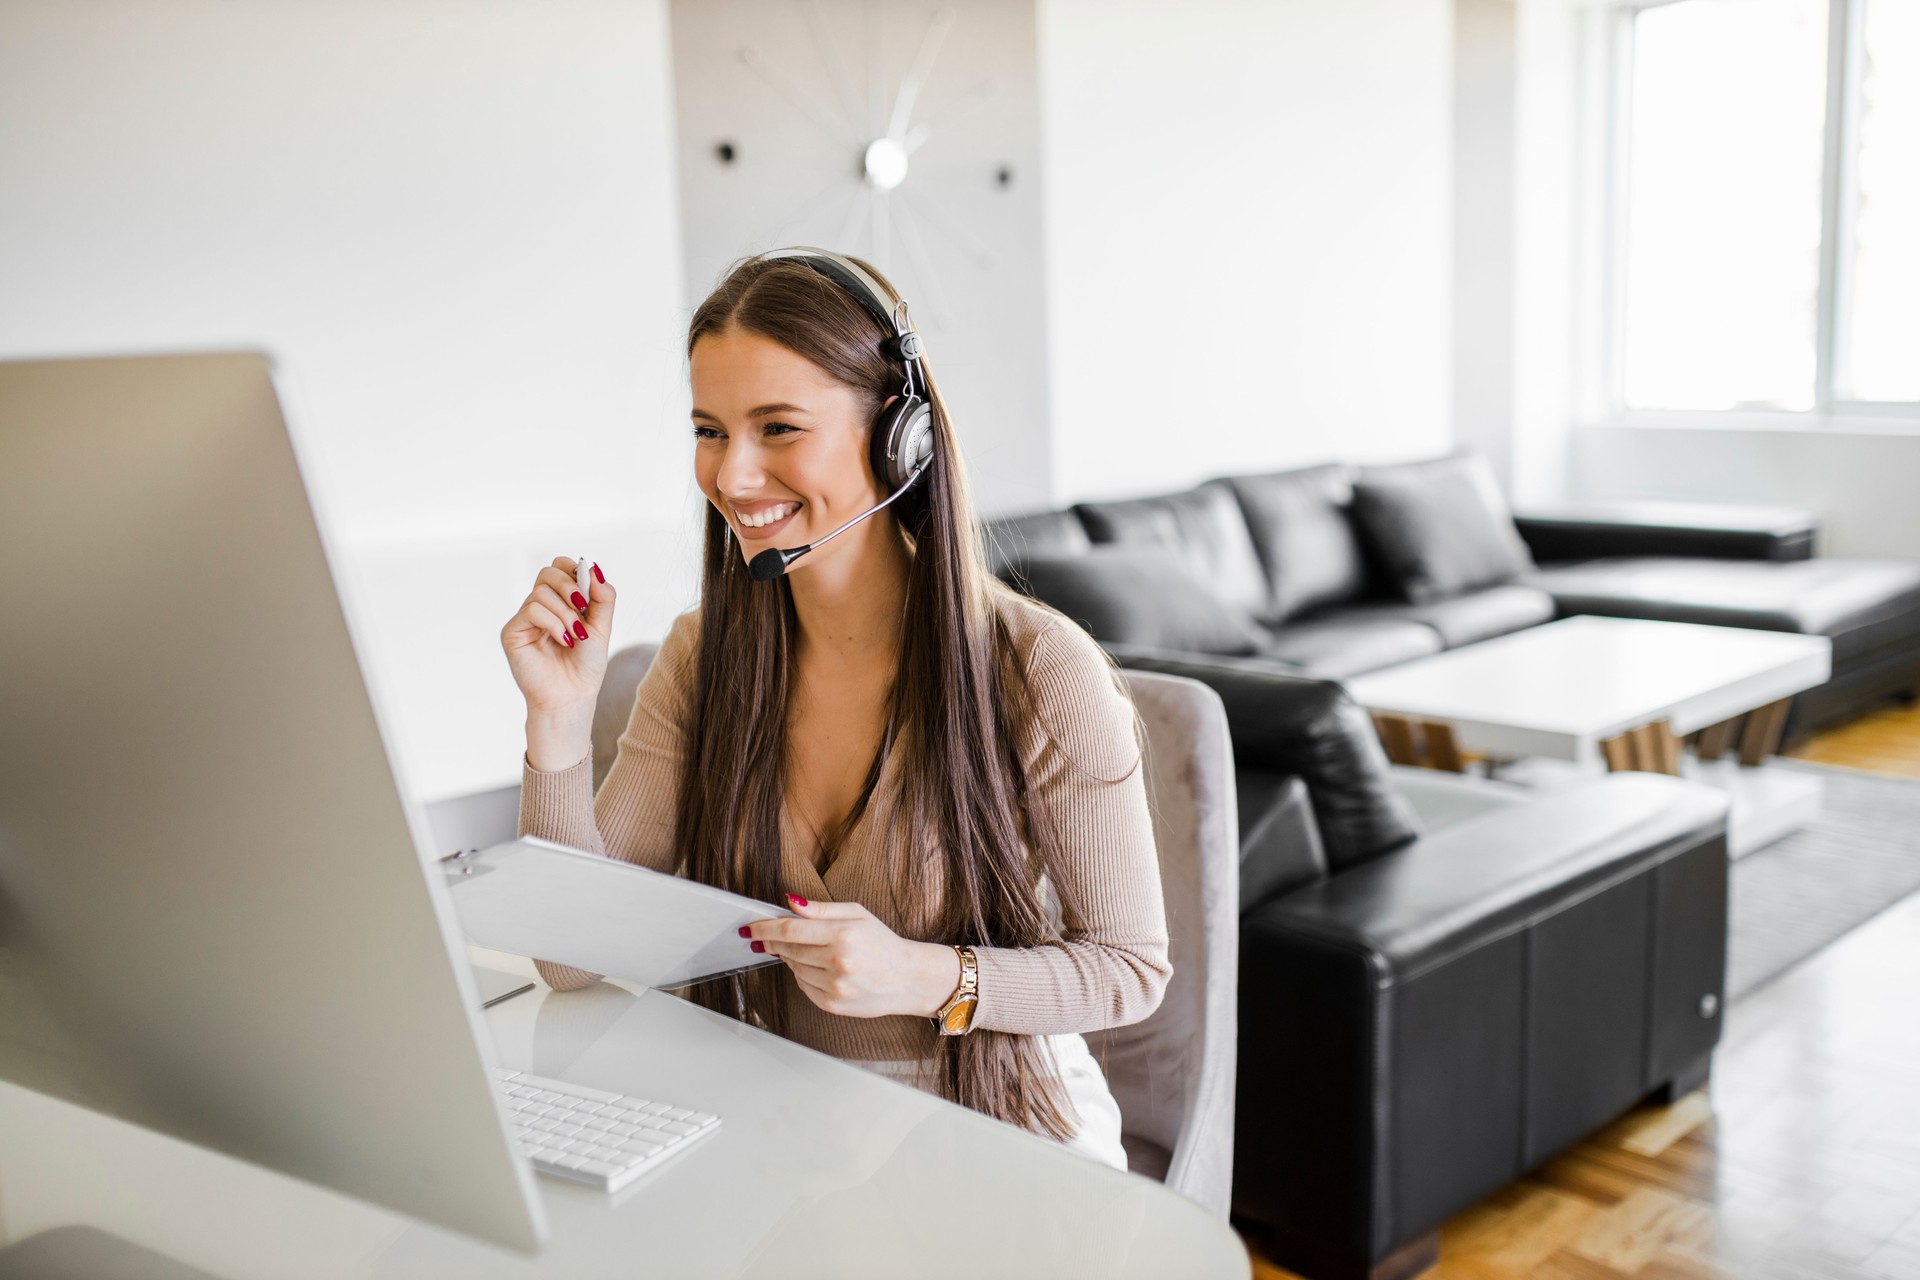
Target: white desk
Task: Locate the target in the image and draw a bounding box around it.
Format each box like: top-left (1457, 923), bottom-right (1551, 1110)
top-left (0, 948), bottom-right (1251, 1279)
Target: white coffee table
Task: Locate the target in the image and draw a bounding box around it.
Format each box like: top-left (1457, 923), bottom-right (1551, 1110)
top-left (1343, 615), bottom-right (1834, 855)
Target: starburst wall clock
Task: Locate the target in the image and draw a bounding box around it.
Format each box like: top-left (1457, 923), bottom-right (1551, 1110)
top-left (668, 0), bottom-right (1052, 513)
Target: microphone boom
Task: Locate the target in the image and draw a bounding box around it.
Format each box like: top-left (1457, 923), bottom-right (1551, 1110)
top-left (744, 460), bottom-right (930, 581)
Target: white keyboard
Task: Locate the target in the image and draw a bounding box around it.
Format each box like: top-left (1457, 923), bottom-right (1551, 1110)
top-left (492, 1067), bottom-right (720, 1192)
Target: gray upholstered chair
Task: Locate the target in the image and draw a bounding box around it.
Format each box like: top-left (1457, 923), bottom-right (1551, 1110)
top-left (577, 645), bottom-right (1239, 1215)
top-left (1085, 668), bottom-right (1239, 1218)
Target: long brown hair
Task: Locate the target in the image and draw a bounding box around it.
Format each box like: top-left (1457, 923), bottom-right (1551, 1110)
top-left (673, 252), bottom-right (1094, 1140)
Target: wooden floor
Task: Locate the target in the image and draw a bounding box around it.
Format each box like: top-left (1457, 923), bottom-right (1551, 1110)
top-left (1244, 696), bottom-right (1920, 1280)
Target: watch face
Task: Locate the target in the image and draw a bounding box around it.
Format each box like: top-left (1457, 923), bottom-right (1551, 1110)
top-left (942, 997), bottom-right (976, 1034)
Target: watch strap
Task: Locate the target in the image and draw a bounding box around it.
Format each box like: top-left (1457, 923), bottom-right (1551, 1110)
top-left (932, 945), bottom-right (978, 1035)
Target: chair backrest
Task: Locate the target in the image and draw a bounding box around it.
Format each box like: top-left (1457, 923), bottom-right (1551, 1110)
top-left (589, 647), bottom-right (1240, 1216)
top-left (592, 643), bottom-right (660, 789)
top-left (1083, 669), bottom-right (1238, 1217)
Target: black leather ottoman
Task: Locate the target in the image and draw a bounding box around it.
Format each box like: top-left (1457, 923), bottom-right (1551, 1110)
top-left (1521, 556), bottom-right (1920, 742)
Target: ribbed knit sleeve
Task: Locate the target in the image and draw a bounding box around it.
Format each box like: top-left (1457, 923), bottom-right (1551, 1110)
top-left (969, 614), bottom-right (1172, 1035)
top-left (518, 608), bottom-right (701, 991)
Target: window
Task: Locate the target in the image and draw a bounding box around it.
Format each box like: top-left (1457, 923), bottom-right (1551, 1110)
top-left (1609, 0), bottom-right (1919, 419)
top-left (1843, 0), bottom-right (1920, 402)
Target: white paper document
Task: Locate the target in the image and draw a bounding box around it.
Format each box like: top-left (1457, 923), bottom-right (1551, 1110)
top-left (444, 836), bottom-right (791, 990)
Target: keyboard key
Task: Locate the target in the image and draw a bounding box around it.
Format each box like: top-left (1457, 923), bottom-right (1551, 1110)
top-left (536, 1077), bottom-right (622, 1105)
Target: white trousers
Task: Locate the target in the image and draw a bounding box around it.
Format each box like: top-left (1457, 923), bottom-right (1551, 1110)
top-left (844, 1032), bottom-right (1129, 1172)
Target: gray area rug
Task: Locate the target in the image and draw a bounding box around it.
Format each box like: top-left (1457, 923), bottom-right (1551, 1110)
top-left (1727, 758), bottom-right (1920, 1002)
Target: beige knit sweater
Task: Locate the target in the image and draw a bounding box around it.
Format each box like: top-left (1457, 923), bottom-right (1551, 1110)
top-left (517, 588), bottom-right (1171, 1064)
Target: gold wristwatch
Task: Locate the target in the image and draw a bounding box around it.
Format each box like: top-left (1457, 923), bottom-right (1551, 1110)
top-left (932, 945), bottom-right (978, 1036)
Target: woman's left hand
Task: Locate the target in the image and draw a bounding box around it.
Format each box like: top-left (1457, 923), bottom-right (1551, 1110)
top-left (745, 895), bottom-right (960, 1020)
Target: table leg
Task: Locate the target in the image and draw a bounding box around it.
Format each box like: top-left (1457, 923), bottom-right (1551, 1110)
top-left (1423, 720), bottom-right (1464, 772)
top-left (1373, 713), bottom-right (1419, 766)
top-left (1737, 697), bottom-right (1793, 766)
top-left (1601, 718), bottom-right (1682, 775)
top-left (1693, 714), bottom-right (1743, 761)
top-left (1369, 713), bottom-right (1466, 772)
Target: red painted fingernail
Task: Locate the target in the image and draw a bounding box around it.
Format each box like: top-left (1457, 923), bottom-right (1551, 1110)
top-left (572, 620), bottom-right (588, 640)
top-left (562, 630), bottom-right (574, 647)
top-left (591, 563), bottom-right (605, 584)
top-left (737, 926), bottom-right (751, 938)
top-left (787, 895), bottom-right (807, 907)
top-left (570, 591), bottom-right (588, 611)
top-left (750, 940), bottom-right (766, 953)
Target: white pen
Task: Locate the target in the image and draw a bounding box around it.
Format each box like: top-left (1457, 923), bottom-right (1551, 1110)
top-left (575, 555), bottom-right (592, 608)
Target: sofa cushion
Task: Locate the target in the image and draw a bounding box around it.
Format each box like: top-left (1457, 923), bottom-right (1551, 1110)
top-left (1103, 647), bottom-right (1425, 871)
top-left (1236, 770), bottom-right (1329, 912)
top-left (981, 509), bottom-right (1091, 578)
top-left (1350, 452), bottom-right (1537, 605)
top-left (1072, 482), bottom-right (1271, 617)
top-left (1255, 613), bottom-right (1445, 680)
top-left (1009, 549), bottom-right (1269, 656)
top-left (1322, 583), bottom-right (1559, 650)
top-left (1520, 555), bottom-right (1920, 668)
top-left (1222, 463), bottom-right (1374, 623)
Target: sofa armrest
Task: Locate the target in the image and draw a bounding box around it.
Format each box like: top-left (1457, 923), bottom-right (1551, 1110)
top-left (1249, 773), bottom-right (1727, 981)
top-left (1512, 500), bottom-right (1817, 564)
top-left (1103, 644), bottom-right (1422, 870)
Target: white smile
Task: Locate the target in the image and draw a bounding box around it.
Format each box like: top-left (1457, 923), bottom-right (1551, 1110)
top-left (735, 501), bottom-right (799, 528)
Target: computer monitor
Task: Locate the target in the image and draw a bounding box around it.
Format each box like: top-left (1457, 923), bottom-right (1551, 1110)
top-left (0, 352), bottom-right (547, 1252)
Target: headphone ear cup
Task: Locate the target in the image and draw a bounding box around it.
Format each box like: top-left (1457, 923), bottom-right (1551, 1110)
top-left (871, 395), bottom-right (933, 492)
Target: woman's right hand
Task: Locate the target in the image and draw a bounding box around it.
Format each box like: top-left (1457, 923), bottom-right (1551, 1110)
top-left (501, 556), bottom-right (616, 718)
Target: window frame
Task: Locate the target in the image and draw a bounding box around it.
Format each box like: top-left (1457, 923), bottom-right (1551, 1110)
top-left (1594, 0), bottom-right (1920, 431)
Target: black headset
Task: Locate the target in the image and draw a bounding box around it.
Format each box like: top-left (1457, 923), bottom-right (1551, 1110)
top-left (755, 246), bottom-right (935, 494)
top-left (743, 247), bottom-right (937, 581)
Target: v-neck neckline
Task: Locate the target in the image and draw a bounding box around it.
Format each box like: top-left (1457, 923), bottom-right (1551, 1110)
top-left (783, 737), bottom-right (901, 895)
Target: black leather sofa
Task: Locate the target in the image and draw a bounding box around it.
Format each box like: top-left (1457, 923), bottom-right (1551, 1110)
top-left (985, 450), bottom-right (1920, 747)
top-left (1083, 648), bottom-right (1732, 1280)
top-left (976, 450), bottom-right (1920, 1278)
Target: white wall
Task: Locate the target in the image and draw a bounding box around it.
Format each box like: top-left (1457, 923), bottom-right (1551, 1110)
top-left (1035, 0), bottom-right (1455, 505)
top-left (0, 0), bottom-right (697, 803)
top-left (1572, 426), bottom-right (1920, 558)
top-left (1452, 0), bottom-right (1519, 496)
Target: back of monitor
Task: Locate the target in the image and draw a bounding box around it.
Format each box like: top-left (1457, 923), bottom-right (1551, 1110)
top-left (0, 353), bottom-right (547, 1252)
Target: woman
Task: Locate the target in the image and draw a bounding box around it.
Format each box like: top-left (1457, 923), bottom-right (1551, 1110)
top-left (499, 248), bottom-right (1170, 1170)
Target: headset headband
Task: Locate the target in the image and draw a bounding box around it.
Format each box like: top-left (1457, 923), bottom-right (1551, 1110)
top-left (756, 246), bottom-right (927, 402)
